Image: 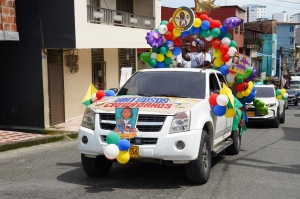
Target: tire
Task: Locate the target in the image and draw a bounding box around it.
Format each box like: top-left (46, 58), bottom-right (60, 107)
top-left (81, 154), bottom-right (113, 177)
top-left (225, 129), bottom-right (241, 155)
top-left (295, 102), bottom-right (298, 106)
top-left (272, 110), bottom-right (280, 128)
top-left (280, 108), bottom-right (285, 123)
top-left (185, 130), bottom-right (211, 185)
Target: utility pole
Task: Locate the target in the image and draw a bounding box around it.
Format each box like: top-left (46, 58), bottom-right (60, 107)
top-left (279, 46), bottom-right (284, 88)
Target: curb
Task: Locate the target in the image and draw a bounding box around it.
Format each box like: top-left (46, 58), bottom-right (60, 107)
top-left (0, 132), bottom-right (78, 152)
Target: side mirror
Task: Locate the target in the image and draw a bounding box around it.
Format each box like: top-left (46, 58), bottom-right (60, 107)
top-left (109, 88), bottom-right (118, 94)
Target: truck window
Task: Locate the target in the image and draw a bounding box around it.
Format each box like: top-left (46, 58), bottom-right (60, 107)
top-left (209, 73), bottom-right (220, 92)
top-left (216, 74), bottom-right (227, 88)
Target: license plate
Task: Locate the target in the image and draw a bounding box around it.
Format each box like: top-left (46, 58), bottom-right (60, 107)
top-left (247, 112), bottom-right (254, 117)
top-left (129, 146), bottom-right (139, 158)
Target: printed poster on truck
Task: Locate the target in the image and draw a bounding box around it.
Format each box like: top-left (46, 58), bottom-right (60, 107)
top-left (229, 52), bottom-right (251, 75)
top-left (114, 107), bottom-right (139, 139)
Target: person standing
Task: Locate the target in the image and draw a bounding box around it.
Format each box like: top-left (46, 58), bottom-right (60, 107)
top-left (177, 39), bottom-right (191, 68)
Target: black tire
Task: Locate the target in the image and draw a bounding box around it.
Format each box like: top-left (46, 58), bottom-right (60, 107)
top-left (280, 108), bottom-right (285, 123)
top-left (81, 154), bottom-right (113, 177)
top-left (295, 102), bottom-right (298, 106)
top-left (272, 110), bottom-right (280, 128)
top-left (185, 130), bottom-right (211, 185)
top-left (225, 129), bottom-right (241, 155)
top-left (286, 104), bottom-right (289, 109)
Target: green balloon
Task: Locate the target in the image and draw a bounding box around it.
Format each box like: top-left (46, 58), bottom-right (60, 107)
top-left (236, 77), bottom-right (243, 84)
top-left (223, 33), bottom-right (232, 40)
top-left (159, 46), bottom-right (168, 55)
top-left (282, 96), bottom-right (286, 100)
top-left (276, 89), bottom-right (281, 95)
top-left (139, 52), bottom-right (151, 63)
top-left (149, 59), bottom-right (157, 67)
top-left (236, 66), bottom-right (253, 79)
top-left (211, 28), bottom-right (221, 38)
top-left (164, 57), bottom-right (171, 65)
top-left (229, 40), bottom-right (237, 47)
top-left (106, 132), bottom-right (120, 145)
top-left (152, 47), bottom-right (159, 53)
top-left (160, 20), bottom-right (168, 25)
top-left (202, 29), bottom-right (211, 38)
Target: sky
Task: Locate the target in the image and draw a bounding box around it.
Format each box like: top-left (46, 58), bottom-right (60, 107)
top-left (161, 0), bottom-right (300, 18)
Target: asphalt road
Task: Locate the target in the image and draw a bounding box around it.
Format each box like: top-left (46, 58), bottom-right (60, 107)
top-left (0, 105), bottom-right (300, 199)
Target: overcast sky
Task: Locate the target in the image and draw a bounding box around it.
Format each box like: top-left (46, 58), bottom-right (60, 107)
top-left (161, 0), bottom-right (300, 18)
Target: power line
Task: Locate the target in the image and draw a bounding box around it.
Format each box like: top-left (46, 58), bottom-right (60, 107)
top-left (274, 0), bottom-right (300, 4)
top-left (253, 0), bottom-right (300, 10)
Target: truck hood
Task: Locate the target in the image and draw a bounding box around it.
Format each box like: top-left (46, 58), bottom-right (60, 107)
top-left (89, 95), bottom-right (201, 115)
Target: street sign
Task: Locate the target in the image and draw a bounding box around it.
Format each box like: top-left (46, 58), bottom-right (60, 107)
top-left (257, 52), bottom-right (272, 57)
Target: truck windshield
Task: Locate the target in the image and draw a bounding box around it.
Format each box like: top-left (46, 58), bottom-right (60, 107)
top-left (256, 87), bottom-right (275, 98)
top-left (117, 71), bottom-right (206, 99)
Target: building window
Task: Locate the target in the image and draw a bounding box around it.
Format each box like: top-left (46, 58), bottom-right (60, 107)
top-left (235, 26), bottom-right (238, 34)
top-left (290, 38), bottom-right (294, 45)
top-left (290, 26), bottom-right (294, 32)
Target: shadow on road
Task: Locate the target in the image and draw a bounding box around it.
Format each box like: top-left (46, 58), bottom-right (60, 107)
top-left (56, 155), bottom-right (225, 193)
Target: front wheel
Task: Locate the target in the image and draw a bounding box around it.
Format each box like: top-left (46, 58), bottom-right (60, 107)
top-left (185, 130), bottom-right (211, 184)
top-left (226, 129), bottom-right (241, 155)
top-left (272, 110), bottom-right (280, 128)
top-left (81, 154), bottom-right (113, 177)
top-left (280, 108), bottom-right (285, 123)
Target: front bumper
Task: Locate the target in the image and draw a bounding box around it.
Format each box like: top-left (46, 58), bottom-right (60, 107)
top-left (246, 108), bottom-right (277, 123)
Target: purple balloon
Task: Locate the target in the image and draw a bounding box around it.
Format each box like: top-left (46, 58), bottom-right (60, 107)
top-left (223, 17), bottom-right (242, 29)
top-left (145, 30), bottom-right (163, 48)
top-left (245, 66), bottom-right (257, 81)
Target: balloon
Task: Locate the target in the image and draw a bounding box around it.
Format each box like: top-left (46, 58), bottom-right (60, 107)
top-left (283, 93), bottom-right (288, 98)
top-left (228, 47), bottom-right (237, 56)
top-left (276, 95), bottom-right (282, 100)
top-left (229, 40), bottom-right (237, 48)
top-left (211, 28), bottom-right (221, 38)
top-left (96, 90), bottom-right (106, 99)
top-left (214, 58), bottom-right (224, 67)
top-left (150, 53), bottom-right (157, 59)
top-left (223, 17), bottom-right (242, 28)
top-left (209, 93), bottom-right (218, 106)
top-left (118, 139), bottom-right (131, 151)
top-left (219, 26), bottom-right (227, 36)
top-left (157, 24), bottom-right (168, 34)
top-left (159, 46), bottom-right (168, 55)
top-left (201, 29), bottom-right (211, 38)
top-left (225, 107), bottom-right (235, 118)
top-left (213, 49), bottom-right (222, 58)
top-left (221, 37), bottom-right (231, 46)
top-left (194, 18), bottom-right (202, 28)
top-left (172, 47), bottom-right (181, 56)
top-left (276, 89), bottom-right (282, 95)
top-left (156, 54), bottom-right (165, 62)
top-left (166, 22), bottom-right (174, 31)
top-left (281, 88), bottom-right (286, 94)
top-left (156, 61), bottom-right (165, 68)
top-left (201, 20), bottom-right (210, 30)
top-left (104, 144), bottom-right (119, 159)
top-left (216, 94), bottom-right (229, 106)
top-left (164, 31), bottom-right (173, 40)
top-left (160, 20), bottom-right (168, 25)
top-left (166, 50), bottom-right (173, 58)
top-left (149, 59), bottom-right (157, 67)
top-left (105, 90), bottom-right (115, 96)
top-left (221, 54), bottom-right (230, 62)
top-left (152, 47), bottom-right (159, 53)
top-left (220, 44), bottom-right (229, 55)
top-left (236, 92), bottom-right (243, 99)
top-left (205, 35), bottom-right (214, 41)
top-left (236, 66), bottom-right (253, 79)
top-left (165, 41), bottom-right (175, 50)
top-left (173, 29), bottom-right (181, 37)
top-left (192, 27), bottom-right (202, 35)
top-left (145, 30), bottom-right (163, 48)
top-left (223, 33), bottom-right (232, 40)
top-left (219, 64), bottom-right (229, 75)
top-left (199, 14), bottom-right (209, 21)
top-left (164, 57), bottom-right (171, 65)
top-left (91, 93), bottom-right (97, 102)
top-left (226, 73), bottom-right (236, 83)
top-left (139, 52), bottom-right (151, 63)
top-left (212, 40), bottom-right (221, 49)
top-left (173, 38), bottom-right (181, 47)
top-left (180, 31), bottom-right (190, 37)
top-left (106, 132), bottom-right (121, 145)
top-left (213, 105), bottom-right (226, 116)
top-left (117, 150), bottom-right (130, 164)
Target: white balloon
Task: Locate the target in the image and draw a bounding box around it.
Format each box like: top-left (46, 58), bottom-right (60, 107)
top-left (104, 144), bottom-right (119, 159)
top-left (221, 37), bottom-right (231, 46)
top-left (205, 35), bottom-right (214, 41)
top-left (226, 73), bottom-right (236, 83)
top-left (162, 35), bottom-right (167, 43)
top-left (216, 94), bottom-right (229, 106)
top-left (283, 93), bottom-right (288, 98)
top-left (192, 41), bottom-right (196, 46)
top-left (228, 47), bottom-right (237, 56)
top-left (158, 24), bottom-right (168, 35)
top-left (91, 93), bottom-right (97, 102)
top-left (150, 53), bottom-right (157, 59)
top-left (225, 58), bottom-right (232, 66)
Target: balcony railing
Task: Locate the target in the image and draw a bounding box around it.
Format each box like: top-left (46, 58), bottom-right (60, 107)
top-left (87, 5), bottom-right (155, 30)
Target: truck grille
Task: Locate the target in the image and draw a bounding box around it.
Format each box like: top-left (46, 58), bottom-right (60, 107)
top-left (102, 136), bottom-right (158, 145)
top-left (99, 113), bottom-right (166, 132)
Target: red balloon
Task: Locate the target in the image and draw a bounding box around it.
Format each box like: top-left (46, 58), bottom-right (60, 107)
top-left (164, 31), bottom-right (174, 40)
top-left (221, 54), bottom-right (230, 62)
top-left (173, 38), bottom-right (181, 47)
top-left (207, 17), bottom-right (213, 22)
top-left (210, 20), bottom-right (218, 28)
top-left (167, 22), bottom-right (174, 31)
top-left (96, 90), bottom-right (106, 99)
top-left (200, 14), bottom-right (209, 21)
top-left (215, 20), bottom-right (221, 28)
top-left (242, 82), bottom-right (249, 90)
top-left (195, 12), bottom-right (201, 18)
top-left (220, 44), bottom-right (229, 55)
top-left (209, 93), bottom-right (219, 106)
top-left (212, 40), bottom-right (221, 49)
top-left (236, 84), bottom-right (244, 92)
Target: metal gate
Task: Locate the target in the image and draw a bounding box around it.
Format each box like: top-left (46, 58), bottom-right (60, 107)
top-left (118, 48), bottom-right (136, 79)
top-left (92, 49), bottom-right (106, 90)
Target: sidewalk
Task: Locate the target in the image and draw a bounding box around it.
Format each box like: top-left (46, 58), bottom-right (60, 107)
top-left (0, 117), bottom-right (82, 152)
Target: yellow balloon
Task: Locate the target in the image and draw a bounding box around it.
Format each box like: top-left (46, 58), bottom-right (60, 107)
top-left (236, 92), bottom-right (243, 98)
top-left (227, 82), bottom-right (233, 87)
top-left (213, 49), bottom-right (221, 58)
top-left (281, 88), bottom-right (286, 94)
top-left (156, 54), bottom-right (165, 62)
top-left (116, 150), bottom-right (130, 164)
top-left (243, 89), bottom-right (251, 97)
top-left (194, 18), bottom-right (202, 28)
top-left (214, 58), bottom-right (224, 67)
top-left (150, 48), bottom-right (152, 53)
top-left (225, 107), bottom-right (235, 118)
top-left (173, 29), bottom-right (181, 37)
top-left (276, 95), bottom-right (282, 100)
top-left (166, 50), bottom-right (173, 58)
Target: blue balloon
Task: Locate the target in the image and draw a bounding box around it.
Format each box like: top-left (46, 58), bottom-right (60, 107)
top-left (213, 105), bottom-right (226, 116)
top-left (219, 64), bottom-right (229, 75)
top-left (156, 61), bottom-right (165, 68)
top-left (118, 139), bottom-right (131, 151)
top-left (219, 26), bottom-right (227, 36)
top-left (172, 47), bottom-right (181, 56)
top-left (180, 30), bottom-right (190, 37)
top-left (105, 90), bottom-right (115, 96)
top-left (165, 40), bottom-right (175, 50)
top-left (192, 27), bottom-right (202, 35)
top-left (201, 20), bottom-right (210, 30)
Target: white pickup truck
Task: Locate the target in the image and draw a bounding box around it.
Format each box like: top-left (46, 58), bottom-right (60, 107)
top-left (78, 68), bottom-right (241, 184)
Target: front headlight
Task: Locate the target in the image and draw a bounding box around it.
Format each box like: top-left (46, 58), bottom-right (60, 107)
top-left (267, 103), bottom-right (276, 108)
top-left (170, 112), bottom-right (190, 134)
top-left (82, 108), bottom-right (95, 130)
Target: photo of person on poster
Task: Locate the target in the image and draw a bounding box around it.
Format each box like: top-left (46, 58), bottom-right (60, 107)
top-left (114, 106), bottom-right (138, 136)
top-left (231, 55), bottom-right (240, 70)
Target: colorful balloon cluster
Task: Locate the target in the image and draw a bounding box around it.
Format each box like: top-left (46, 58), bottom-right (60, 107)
top-left (209, 93), bottom-right (235, 118)
top-left (104, 132), bottom-right (131, 164)
top-left (276, 88), bottom-right (288, 100)
top-left (92, 89), bottom-right (115, 102)
top-left (233, 81), bottom-right (256, 104)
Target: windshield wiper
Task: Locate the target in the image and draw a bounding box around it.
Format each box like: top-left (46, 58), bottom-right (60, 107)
top-left (131, 93), bottom-right (151, 97)
top-left (152, 94), bottom-right (188, 98)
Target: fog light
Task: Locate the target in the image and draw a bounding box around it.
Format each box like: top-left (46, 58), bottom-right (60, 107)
top-left (176, 141), bottom-right (185, 150)
top-left (82, 136), bottom-right (88, 144)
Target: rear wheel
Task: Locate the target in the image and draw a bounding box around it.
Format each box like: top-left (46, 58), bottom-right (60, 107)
top-left (226, 129), bottom-right (241, 155)
top-left (81, 154), bottom-right (113, 177)
top-left (295, 101), bottom-right (298, 106)
top-left (280, 108), bottom-right (285, 123)
top-left (185, 130), bottom-right (211, 184)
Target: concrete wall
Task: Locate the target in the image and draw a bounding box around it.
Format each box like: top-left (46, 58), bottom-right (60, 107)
top-left (134, 0), bottom-right (153, 17)
top-left (104, 48), bottom-right (120, 89)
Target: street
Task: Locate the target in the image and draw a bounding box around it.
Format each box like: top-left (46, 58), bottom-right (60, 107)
top-left (1, 106), bottom-right (300, 199)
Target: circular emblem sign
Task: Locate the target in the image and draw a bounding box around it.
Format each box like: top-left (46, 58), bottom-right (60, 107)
top-left (171, 7), bottom-right (195, 32)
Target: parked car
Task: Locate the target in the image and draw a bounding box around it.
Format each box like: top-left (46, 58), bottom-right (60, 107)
top-left (246, 85), bottom-right (285, 128)
top-left (286, 89), bottom-right (299, 106)
top-left (289, 80), bottom-right (300, 89)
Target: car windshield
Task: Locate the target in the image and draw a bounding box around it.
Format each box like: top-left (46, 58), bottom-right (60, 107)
top-left (286, 90), bottom-right (295, 95)
top-left (117, 71), bottom-right (206, 99)
top-left (256, 87), bottom-right (275, 98)
top-left (290, 81), bottom-right (300, 84)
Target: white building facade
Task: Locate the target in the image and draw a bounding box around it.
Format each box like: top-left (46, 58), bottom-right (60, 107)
top-left (273, 11), bottom-right (290, 22)
top-left (242, 4), bottom-right (267, 22)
